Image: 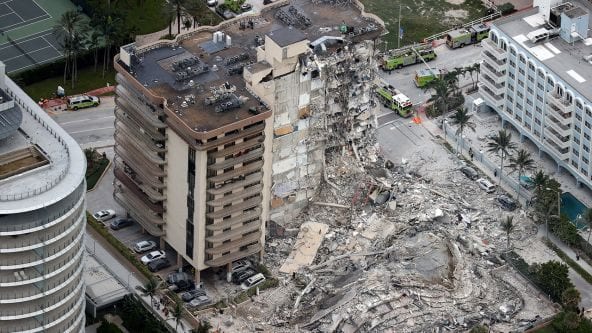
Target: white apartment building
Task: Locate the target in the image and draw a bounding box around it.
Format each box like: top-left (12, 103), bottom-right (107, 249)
top-left (0, 61), bottom-right (87, 333)
top-left (480, 0), bottom-right (592, 190)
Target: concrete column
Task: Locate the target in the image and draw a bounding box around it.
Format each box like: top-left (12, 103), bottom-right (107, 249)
top-left (556, 162), bottom-right (561, 174)
top-left (159, 237), bottom-right (165, 250)
top-left (194, 269), bottom-right (201, 285)
top-left (226, 263), bottom-right (232, 283)
top-left (501, 118), bottom-right (506, 129)
top-left (520, 133), bottom-right (525, 143)
top-left (259, 248), bottom-right (264, 262)
top-left (177, 253), bottom-right (183, 269)
top-left (577, 180), bottom-right (582, 188)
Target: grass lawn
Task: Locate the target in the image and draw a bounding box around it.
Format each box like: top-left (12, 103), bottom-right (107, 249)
top-left (361, 0), bottom-right (489, 47)
top-left (86, 157), bottom-right (110, 191)
top-left (22, 66), bottom-right (116, 102)
top-left (82, 0), bottom-right (169, 35)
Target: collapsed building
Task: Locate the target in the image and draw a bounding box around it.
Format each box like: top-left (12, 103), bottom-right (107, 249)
top-left (113, 0), bottom-right (382, 282)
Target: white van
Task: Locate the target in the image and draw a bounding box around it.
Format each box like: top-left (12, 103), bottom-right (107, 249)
top-left (476, 178), bottom-right (496, 193)
top-left (241, 273), bottom-right (265, 290)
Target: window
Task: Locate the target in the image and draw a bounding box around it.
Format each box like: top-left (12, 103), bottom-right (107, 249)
top-left (519, 55), bottom-right (526, 63)
top-left (535, 118), bottom-right (541, 125)
top-left (510, 48), bottom-right (516, 55)
top-left (575, 125), bottom-right (581, 132)
top-left (509, 60), bottom-right (516, 67)
top-left (536, 106), bottom-right (542, 113)
top-left (585, 133), bottom-right (591, 141)
top-left (516, 103), bottom-right (523, 110)
top-left (519, 68), bottom-right (525, 75)
top-left (575, 137), bottom-right (580, 144)
top-left (526, 99), bottom-right (533, 106)
top-left (528, 75), bottom-right (534, 82)
top-left (547, 78), bottom-right (553, 85)
top-left (518, 79), bottom-right (524, 87)
top-left (186, 219), bottom-right (194, 259)
top-left (507, 95), bottom-right (513, 103)
top-left (509, 72), bottom-right (515, 79)
top-left (534, 130), bottom-right (540, 137)
top-left (574, 150), bottom-right (580, 157)
top-left (538, 70), bottom-right (545, 79)
top-left (584, 145), bottom-right (590, 153)
top-left (508, 84), bottom-right (514, 91)
top-left (583, 157), bottom-right (589, 164)
top-left (537, 95), bottom-right (543, 102)
top-left (576, 114), bottom-right (582, 121)
top-left (587, 108), bottom-right (592, 117)
top-left (527, 87), bottom-right (533, 94)
top-left (576, 100), bottom-right (583, 110)
top-left (528, 63), bottom-right (535, 71)
top-left (537, 83), bottom-right (544, 90)
top-left (517, 91), bottom-right (523, 98)
top-left (526, 111), bottom-right (532, 118)
top-left (586, 121), bottom-right (591, 129)
top-left (572, 160), bottom-right (579, 167)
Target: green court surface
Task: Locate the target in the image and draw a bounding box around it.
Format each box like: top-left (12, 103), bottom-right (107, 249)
top-left (0, 0), bottom-right (79, 73)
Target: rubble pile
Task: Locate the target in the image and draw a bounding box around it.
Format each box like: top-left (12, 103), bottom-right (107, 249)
top-left (258, 146), bottom-right (554, 332)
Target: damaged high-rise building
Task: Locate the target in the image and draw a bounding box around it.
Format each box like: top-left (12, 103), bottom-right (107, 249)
top-left (113, 0), bottom-right (383, 281)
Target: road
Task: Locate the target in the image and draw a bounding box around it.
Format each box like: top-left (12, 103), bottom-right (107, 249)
top-left (379, 43), bottom-right (484, 106)
top-left (51, 97), bottom-right (115, 148)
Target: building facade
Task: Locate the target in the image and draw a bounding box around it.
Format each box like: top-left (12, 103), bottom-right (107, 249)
top-left (0, 61), bottom-right (87, 332)
top-left (113, 0), bottom-right (382, 280)
top-left (480, 1), bottom-right (592, 190)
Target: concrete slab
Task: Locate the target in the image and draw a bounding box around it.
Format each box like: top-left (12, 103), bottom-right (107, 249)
top-left (279, 222), bottom-right (329, 274)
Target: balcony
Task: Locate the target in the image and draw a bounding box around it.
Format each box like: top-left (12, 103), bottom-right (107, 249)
top-left (114, 166), bottom-right (165, 201)
top-left (207, 148), bottom-right (264, 171)
top-left (206, 196), bottom-right (262, 220)
top-left (209, 136), bottom-right (264, 159)
top-left (114, 191), bottom-right (165, 237)
top-left (115, 120), bottom-right (165, 153)
top-left (545, 114), bottom-right (572, 137)
top-left (480, 73), bottom-right (505, 96)
top-left (208, 172), bottom-right (262, 195)
top-left (114, 171), bottom-right (165, 209)
top-left (545, 127), bottom-right (570, 150)
top-left (546, 92), bottom-right (574, 114)
top-left (0, 214), bottom-right (82, 253)
top-left (480, 60), bottom-right (506, 81)
top-left (115, 126), bottom-right (166, 165)
top-left (208, 161), bottom-right (264, 184)
top-left (115, 107), bottom-right (165, 141)
top-left (207, 184), bottom-right (263, 207)
top-left (545, 104), bottom-right (573, 126)
top-left (114, 158), bottom-right (165, 190)
top-left (206, 220), bottom-right (261, 243)
top-left (206, 208), bottom-right (261, 232)
top-left (479, 83), bottom-right (505, 109)
top-left (482, 50), bottom-right (507, 71)
top-left (205, 243), bottom-right (262, 267)
top-left (116, 90), bottom-right (166, 129)
top-left (115, 145), bottom-right (166, 178)
top-left (482, 38), bottom-right (508, 62)
top-left (545, 138), bottom-right (570, 160)
top-left (205, 231), bottom-right (262, 255)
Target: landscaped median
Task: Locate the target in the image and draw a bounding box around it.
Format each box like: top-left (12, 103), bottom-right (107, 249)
top-left (86, 213), bottom-right (153, 279)
top-left (544, 239), bottom-right (592, 286)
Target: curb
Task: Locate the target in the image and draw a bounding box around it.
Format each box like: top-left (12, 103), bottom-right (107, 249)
top-left (87, 158), bottom-right (112, 193)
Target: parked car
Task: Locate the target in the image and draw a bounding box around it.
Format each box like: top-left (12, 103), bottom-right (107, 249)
top-left (110, 218), bottom-right (134, 230)
top-left (141, 250), bottom-right (166, 264)
top-left (133, 240), bottom-right (157, 253)
top-left (93, 210), bottom-right (116, 222)
top-left (67, 95), bottom-right (100, 110)
top-left (148, 258), bottom-right (171, 272)
top-left (231, 259), bottom-right (252, 273)
top-left (460, 166), bottom-right (479, 180)
top-left (520, 175), bottom-right (535, 190)
top-left (216, 4), bottom-right (236, 19)
top-left (181, 288), bottom-right (206, 302)
top-left (206, 0), bottom-right (218, 6)
top-left (167, 271), bottom-right (191, 285)
top-left (241, 273), bottom-right (266, 290)
top-left (187, 295), bottom-right (211, 308)
top-left (476, 178), bottom-right (496, 193)
top-left (241, 3), bottom-right (252, 11)
top-left (496, 195), bottom-right (517, 211)
top-left (232, 268), bottom-right (257, 284)
top-left (263, 0), bottom-right (273, 4)
top-left (167, 271), bottom-right (198, 292)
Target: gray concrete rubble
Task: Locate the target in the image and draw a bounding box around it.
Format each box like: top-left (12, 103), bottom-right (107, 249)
top-left (216, 133), bottom-right (558, 332)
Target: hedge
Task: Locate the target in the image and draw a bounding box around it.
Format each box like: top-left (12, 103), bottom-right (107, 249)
top-left (545, 239), bottom-right (592, 286)
top-left (86, 158), bottom-right (109, 190)
top-left (86, 213), bottom-right (153, 279)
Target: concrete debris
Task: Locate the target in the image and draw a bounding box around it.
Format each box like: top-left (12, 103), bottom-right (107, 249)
top-left (279, 222), bottom-right (329, 274)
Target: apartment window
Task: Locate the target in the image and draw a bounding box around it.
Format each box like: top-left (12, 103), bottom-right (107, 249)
top-left (527, 87), bottom-right (533, 94)
top-left (587, 108), bottom-right (592, 117)
top-left (518, 79), bottom-right (524, 87)
top-left (509, 60), bottom-right (516, 67)
top-left (517, 91), bottom-right (523, 98)
top-left (538, 70), bottom-right (545, 79)
top-left (576, 114), bottom-right (582, 121)
top-left (507, 95), bottom-right (513, 103)
top-left (526, 111), bottom-right (532, 118)
top-left (547, 78), bottom-right (553, 85)
top-left (516, 115), bottom-right (522, 122)
top-left (585, 133), bottom-right (591, 141)
top-left (575, 137), bottom-right (580, 144)
top-left (528, 75), bottom-right (534, 82)
top-left (575, 125), bottom-right (581, 132)
top-left (574, 150), bottom-right (580, 157)
top-left (583, 157), bottom-right (589, 165)
top-left (186, 219), bottom-right (194, 259)
top-left (534, 130), bottom-right (540, 137)
top-left (582, 169), bottom-right (588, 176)
top-left (576, 100), bottom-right (583, 110)
top-left (537, 83), bottom-right (544, 90)
top-left (586, 121), bottom-right (591, 129)
top-left (519, 55), bottom-right (526, 63)
top-left (510, 48), bottom-right (516, 55)
top-left (572, 160), bottom-right (579, 167)
top-left (518, 68), bottom-right (525, 75)
top-left (536, 95), bottom-right (543, 102)
top-left (525, 123), bottom-right (532, 130)
top-left (508, 84), bottom-right (514, 91)
top-left (536, 106), bottom-right (542, 113)
top-left (509, 72), bottom-right (515, 79)
top-left (526, 99), bottom-right (533, 106)
top-left (584, 145), bottom-right (590, 153)
top-left (535, 118), bottom-right (541, 125)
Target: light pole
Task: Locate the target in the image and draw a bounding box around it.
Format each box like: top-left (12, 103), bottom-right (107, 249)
top-left (443, 119), bottom-right (448, 139)
top-left (128, 271), bottom-right (134, 289)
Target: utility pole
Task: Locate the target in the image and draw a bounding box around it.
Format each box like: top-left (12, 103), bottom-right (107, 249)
top-left (397, 2), bottom-right (402, 49)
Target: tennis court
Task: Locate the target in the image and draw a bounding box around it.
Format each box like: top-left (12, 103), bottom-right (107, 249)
top-left (0, 0), bottom-right (76, 73)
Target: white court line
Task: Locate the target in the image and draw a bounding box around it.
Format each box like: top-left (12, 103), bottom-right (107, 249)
top-left (0, 11), bottom-right (14, 19)
top-left (31, 0), bottom-right (50, 18)
top-left (42, 35), bottom-right (62, 56)
top-left (6, 54), bottom-right (61, 73)
top-left (2, 45), bottom-right (51, 61)
top-left (0, 35), bottom-right (43, 50)
top-left (70, 127), bottom-right (114, 134)
top-left (5, 2), bottom-right (23, 21)
top-left (1, 14), bottom-right (49, 33)
top-left (60, 116), bottom-right (115, 125)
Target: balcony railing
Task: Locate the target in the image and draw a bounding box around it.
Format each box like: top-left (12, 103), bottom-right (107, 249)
top-left (114, 167), bottom-right (165, 201)
top-left (205, 243), bottom-right (262, 267)
top-left (115, 107), bottom-right (165, 141)
top-left (114, 191), bottom-right (165, 237)
top-left (0, 214), bottom-right (82, 253)
top-left (209, 136), bottom-right (264, 159)
top-left (545, 114), bottom-right (572, 136)
top-left (480, 60), bottom-right (505, 79)
top-left (207, 148), bottom-right (264, 171)
top-left (115, 121), bottom-right (166, 153)
top-left (205, 231), bottom-right (261, 255)
top-left (114, 145), bottom-right (166, 177)
top-left (208, 161), bottom-right (264, 184)
top-left (206, 208), bottom-right (261, 232)
top-left (482, 38), bottom-right (508, 61)
top-left (114, 157), bottom-right (166, 190)
top-left (116, 93), bottom-right (166, 129)
top-left (546, 92), bottom-right (574, 114)
top-left (115, 127), bottom-right (166, 165)
top-left (545, 138), bottom-right (570, 160)
top-left (207, 172), bottom-right (262, 195)
top-left (114, 177), bottom-right (164, 213)
top-left (479, 83), bottom-right (505, 109)
top-left (207, 184), bottom-right (263, 207)
top-left (206, 197), bottom-right (262, 220)
top-left (480, 74), bottom-right (505, 96)
top-left (206, 221), bottom-right (261, 243)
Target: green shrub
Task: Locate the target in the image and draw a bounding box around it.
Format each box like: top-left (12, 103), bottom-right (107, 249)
top-left (120, 295), bottom-right (168, 333)
top-left (97, 319), bottom-right (123, 333)
top-left (545, 240), bottom-right (592, 286)
top-left (224, 0), bottom-right (246, 13)
top-left (86, 214), bottom-right (153, 279)
top-left (498, 3), bottom-right (516, 15)
top-left (86, 158), bottom-right (109, 190)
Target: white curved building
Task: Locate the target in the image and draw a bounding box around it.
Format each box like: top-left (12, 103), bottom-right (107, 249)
top-left (0, 61), bottom-right (86, 332)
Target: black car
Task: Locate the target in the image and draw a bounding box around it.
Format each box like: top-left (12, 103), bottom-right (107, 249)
top-left (181, 288), bottom-right (206, 302)
top-left (215, 4), bottom-right (236, 19)
top-left (232, 268), bottom-right (257, 284)
top-left (496, 195), bottom-right (517, 211)
top-left (148, 258), bottom-right (171, 272)
top-left (110, 218), bottom-right (134, 230)
top-left (460, 166), bottom-right (479, 180)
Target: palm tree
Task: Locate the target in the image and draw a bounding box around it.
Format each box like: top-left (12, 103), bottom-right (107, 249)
top-left (135, 277), bottom-right (160, 306)
top-left (472, 62), bottom-right (481, 90)
top-left (424, 78), bottom-right (452, 116)
top-left (583, 208), bottom-right (592, 242)
top-left (54, 10), bottom-right (85, 85)
top-left (450, 108), bottom-right (475, 155)
top-left (168, 0), bottom-right (187, 35)
top-left (168, 299), bottom-right (185, 331)
top-left (561, 287), bottom-right (581, 311)
top-left (185, 0), bottom-right (203, 28)
top-left (508, 149), bottom-right (535, 200)
top-left (487, 129), bottom-right (517, 185)
top-left (501, 216), bottom-right (515, 249)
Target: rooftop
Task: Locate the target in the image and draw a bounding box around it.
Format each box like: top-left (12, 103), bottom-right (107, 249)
top-left (118, 0), bottom-right (383, 135)
top-left (84, 254), bottom-right (129, 309)
top-left (0, 69), bottom-right (86, 214)
top-left (495, 4), bottom-right (592, 100)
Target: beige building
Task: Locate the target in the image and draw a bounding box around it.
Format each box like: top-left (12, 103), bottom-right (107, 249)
top-left (114, 0), bottom-right (383, 281)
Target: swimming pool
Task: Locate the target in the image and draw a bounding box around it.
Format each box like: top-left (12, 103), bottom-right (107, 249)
top-left (561, 192), bottom-right (589, 230)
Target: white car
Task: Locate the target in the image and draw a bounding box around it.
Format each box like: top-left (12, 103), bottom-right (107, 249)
top-left (476, 178), bottom-right (496, 193)
top-left (141, 250), bottom-right (166, 264)
top-left (93, 209), bottom-right (116, 222)
top-left (241, 273), bottom-right (266, 290)
top-left (134, 240), bottom-right (157, 253)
